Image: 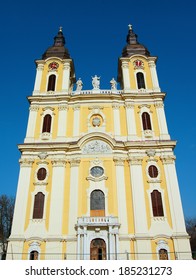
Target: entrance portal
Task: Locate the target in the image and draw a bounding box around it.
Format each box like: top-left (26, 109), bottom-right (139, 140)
top-left (90, 238), bottom-right (106, 260)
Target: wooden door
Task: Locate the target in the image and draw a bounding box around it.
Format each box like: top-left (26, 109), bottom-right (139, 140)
top-left (90, 239), bottom-right (106, 260)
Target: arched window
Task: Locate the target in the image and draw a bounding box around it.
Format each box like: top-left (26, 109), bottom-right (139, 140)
top-left (136, 72), bottom-right (146, 89)
top-left (142, 112), bottom-right (152, 130)
top-left (151, 190), bottom-right (164, 217)
top-left (159, 249), bottom-right (168, 260)
top-left (47, 74), bottom-right (56, 91)
top-left (148, 165), bottom-right (158, 178)
top-left (33, 192), bottom-right (45, 219)
top-left (42, 114), bottom-right (52, 133)
top-left (30, 250), bottom-right (39, 260)
top-left (37, 168), bottom-right (47, 181)
top-left (90, 190), bottom-right (105, 217)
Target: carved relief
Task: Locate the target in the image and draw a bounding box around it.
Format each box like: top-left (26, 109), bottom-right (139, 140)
top-left (82, 140), bottom-right (111, 154)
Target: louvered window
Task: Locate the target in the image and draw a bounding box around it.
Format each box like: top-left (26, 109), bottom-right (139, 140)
top-left (151, 190), bottom-right (164, 217)
top-left (136, 72), bottom-right (146, 89)
top-left (33, 192), bottom-right (45, 219)
top-left (47, 74), bottom-right (56, 91)
top-left (42, 114), bottom-right (52, 133)
top-left (142, 112), bottom-right (152, 130)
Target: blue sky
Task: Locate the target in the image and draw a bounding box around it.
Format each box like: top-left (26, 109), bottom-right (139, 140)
top-left (0, 0), bottom-right (195, 218)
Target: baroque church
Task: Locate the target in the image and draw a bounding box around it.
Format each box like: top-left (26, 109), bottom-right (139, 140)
top-left (7, 25), bottom-right (192, 260)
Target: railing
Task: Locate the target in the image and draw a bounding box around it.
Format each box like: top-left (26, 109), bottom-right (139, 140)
top-left (77, 216), bottom-right (119, 226)
top-left (72, 89), bottom-right (123, 95)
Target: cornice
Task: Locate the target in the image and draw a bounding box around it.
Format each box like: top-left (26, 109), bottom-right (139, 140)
top-left (18, 139), bottom-right (177, 155)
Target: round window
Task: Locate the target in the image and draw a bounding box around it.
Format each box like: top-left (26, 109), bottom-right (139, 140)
top-left (90, 166), bottom-right (104, 177)
top-left (37, 168), bottom-right (47, 181)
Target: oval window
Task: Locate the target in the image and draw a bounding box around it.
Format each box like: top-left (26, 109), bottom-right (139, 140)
top-left (148, 165), bottom-right (158, 178)
top-left (37, 168), bottom-right (47, 181)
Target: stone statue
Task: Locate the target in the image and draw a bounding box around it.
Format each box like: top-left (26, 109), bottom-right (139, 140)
top-left (76, 78), bottom-right (83, 91)
top-left (92, 75), bottom-right (100, 89)
top-left (110, 77), bottom-right (117, 90)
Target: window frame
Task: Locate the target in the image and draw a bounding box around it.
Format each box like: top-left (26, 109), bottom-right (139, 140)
top-left (151, 190), bottom-right (164, 217)
top-left (33, 192), bottom-right (45, 219)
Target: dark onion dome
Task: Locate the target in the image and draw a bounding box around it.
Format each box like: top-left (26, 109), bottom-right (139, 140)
top-left (121, 24), bottom-right (150, 57)
top-left (42, 27), bottom-right (70, 59)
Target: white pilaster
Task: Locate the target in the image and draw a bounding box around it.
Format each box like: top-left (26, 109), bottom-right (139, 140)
top-left (33, 63), bottom-right (44, 93)
top-left (62, 62), bottom-right (71, 93)
top-left (112, 103), bottom-right (121, 139)
top-left (73, 105), bottom-right (80, 138)
top-left (25, 105), bottom-right (39, 142)
top-left (128, 157), bottom-right (148, 234)
top-left (10, 158), bottom-right (34, 236)
top-left (68, 159), bottom-right (80, 236)
top-left (48, 159), bottom-right (66, 236)
top-left (155, 102), bottom-right (170, 140)
top-left (114, 158), bottom-right (128, 234)
top-left (57, 104), bottom-right (68, 140)
top-left (148, 60), bottom-right (160, 92)
top-left (161, 155), bottom-right (192, 259)
top-left (121, 60), bottom-right (131, 92)
top-left (161, 156), bottom-right (187, 233)
top-left (125, 101), bottom-right (137, 140)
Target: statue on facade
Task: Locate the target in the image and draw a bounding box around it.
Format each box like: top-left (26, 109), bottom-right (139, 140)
top-left (110, 77), bottom-right (117, 90)
top-left (76, 78), bottom-right (83, 91)
top-left (92, 75), bottom-right (100, 89)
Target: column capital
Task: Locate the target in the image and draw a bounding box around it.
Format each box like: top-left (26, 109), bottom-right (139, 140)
top-left (58, 104), bottom-right (68, 111)
top-left (148, 60), bottom-right (156, 68)
top-left (73, 105), bottom-right (81, 111)
top-left (112, 103), bottom-right (120, 109)
top-left (29, 105), bottom-right (39, 112)
top-left (51, 159), bottom-right (67, 167)
top-left (63, 61), bottom-right (71, 70)
top-left (160, 155), bottom-right (176, 164)
top-left (125, 101), bottom-right (134, 109)
top-left (69, 158), bottom-right (81, 167)
top-left (128, 156), bottom-right (143, 165)
top-left (121, 60), bottom-right (129, 68)
top-left (154, 101), bottom-right (164, 108)
top-left (113, 157), bottom-right (125, 166)
top-left (19, 158), bottom-right (34, 167)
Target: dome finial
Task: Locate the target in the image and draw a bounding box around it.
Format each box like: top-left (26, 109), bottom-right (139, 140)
top-left (128, 24), bottom-right (132, 30)
top-left (59, 26), bottom-right (63, 32)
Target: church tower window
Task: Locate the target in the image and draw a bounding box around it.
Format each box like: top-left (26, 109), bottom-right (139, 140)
top-left (151, 190), bottom-right (164, 217)
top-left (148, 165), bottom-right (158, 178)
top-left (136, 72), bottom-right (145, 89)
top-left (47, 74), bottom-right (56, 91)
top-left (37, 168), bottom-right (47, 181)
top-left (42, 114), bottom-right (52, 133)
top-left (142, 112), bottom-right (152, 130)
top-left (33, 192), bottom-right (45, 219)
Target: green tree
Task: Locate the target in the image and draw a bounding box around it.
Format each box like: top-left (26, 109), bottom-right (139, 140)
top-left (0, 195), bottom-right (15, 259)
top-left (185, 217), bottom-right (196, 259)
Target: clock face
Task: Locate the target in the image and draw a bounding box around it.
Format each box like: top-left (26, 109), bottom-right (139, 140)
top-left (90, 166), bottom-right (104, 177)
top-left (48, 61), bottom-right (59, 70)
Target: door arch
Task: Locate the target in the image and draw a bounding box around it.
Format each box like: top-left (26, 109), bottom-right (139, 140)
top-left (90, 238), bottom-right (106, 260)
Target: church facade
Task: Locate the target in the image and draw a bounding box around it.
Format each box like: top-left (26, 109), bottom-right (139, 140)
top-left (7, 26), bottom-right (192, 260)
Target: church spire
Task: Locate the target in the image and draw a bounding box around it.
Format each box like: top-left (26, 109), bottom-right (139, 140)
top-left (121, 24), bottom-right (150, 57)
top-left (42, 27), bottom-right (70, 59)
